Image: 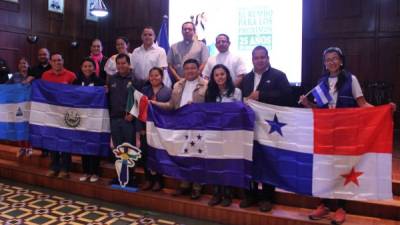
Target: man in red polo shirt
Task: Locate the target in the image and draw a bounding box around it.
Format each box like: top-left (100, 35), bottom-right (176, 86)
top-left (42, 53), bottom-right (76, 179)
top-left (42, 53), bottom-right (76, 84)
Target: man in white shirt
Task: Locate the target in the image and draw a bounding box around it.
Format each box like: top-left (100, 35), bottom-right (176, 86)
top-left (130, 27), bottom-right (168, 83)
top-left (202, 34), bottom-right (247, 87)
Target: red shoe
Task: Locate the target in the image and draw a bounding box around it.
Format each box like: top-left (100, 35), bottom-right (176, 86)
top-left (331, 208), bottom-right (346, 225)
top-left (309, 204), bottom-right (329, 220)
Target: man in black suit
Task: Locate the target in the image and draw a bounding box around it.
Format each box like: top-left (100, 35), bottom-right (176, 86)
top-left (240, 45), bottom-right (293, 212)
top-left (0, 58), bottom-right (9, 84)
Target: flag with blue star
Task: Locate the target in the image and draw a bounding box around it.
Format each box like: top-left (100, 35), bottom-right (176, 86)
top-left (266, 114), bottom-right (286, 136)
top-left (248, 99), bottom-right (393, 200)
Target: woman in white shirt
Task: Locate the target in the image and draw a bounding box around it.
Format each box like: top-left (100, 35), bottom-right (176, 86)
top-left (104, 36), bottom-right (133, 76)
top-left (205, 64), bottom-right (242, 103)
top-left (299, 47), bottom-right (372, 225)
top-left (204, 64), bottom-right (242, 207)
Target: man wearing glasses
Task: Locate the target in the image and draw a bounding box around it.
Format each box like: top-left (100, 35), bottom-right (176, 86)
top-left (167, 22), bottom-right (209, 82)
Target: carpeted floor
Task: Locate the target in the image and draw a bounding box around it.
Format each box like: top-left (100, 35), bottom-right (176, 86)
top-left (0, 179), bottom-right (220, 225)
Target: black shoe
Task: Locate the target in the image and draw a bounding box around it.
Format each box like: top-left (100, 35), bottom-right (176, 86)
top-left (208, 195), bottom-right (222, 206)
top-left (41, 150), bottom-right (49, 157)
top-left (109, 177), bottom-right (119, 185)
top-left (259, 201), bottom-right (273, 212)
top-left (151, 181), bottom-right (162, 192)
top-left (239, 197), bottom-right (256, 208)
top-left (172, 188), bottom-right (191, 196)
top-left (190, 189), bottom-right (201, 200)
top-left (140, 181), bottom-right (152, 191)
top-left (221, 197), bottom-right (232, 207)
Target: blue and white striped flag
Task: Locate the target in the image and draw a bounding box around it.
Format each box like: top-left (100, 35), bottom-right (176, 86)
top-left (0, 83), bottom-right (31, 141)
top-left (146, 102), bottom-right (255, 189)
top-left (311, 82), bottom-right (333, 107)
top-left (29, 80), bottom-right (110, 156)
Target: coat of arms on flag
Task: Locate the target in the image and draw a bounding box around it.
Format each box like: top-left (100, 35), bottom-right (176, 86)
top-left (29, 80), bottom-right (111, 156)
top-left (0, 83), bottom-right (31, 141)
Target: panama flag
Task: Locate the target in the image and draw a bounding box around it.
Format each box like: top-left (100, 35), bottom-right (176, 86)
top-left (248, 100), bottom-right (393, 200)
top-left (29, 80), bottom-right (110, 156)
top-left (146, 102), bottom-right (255, 188)
top-left (0, 83), bottom-right (31, 141)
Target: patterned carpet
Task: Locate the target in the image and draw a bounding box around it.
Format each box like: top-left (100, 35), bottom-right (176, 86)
top-left (0, 182), bottom-right (178, 225)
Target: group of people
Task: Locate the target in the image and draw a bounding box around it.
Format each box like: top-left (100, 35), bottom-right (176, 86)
top-left (2, 21), bottom-right (382, 225)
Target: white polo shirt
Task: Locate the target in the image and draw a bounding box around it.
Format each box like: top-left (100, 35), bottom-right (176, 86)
top-left (130, 43), bottom-right (168, 81)
top-left (202, 51), bottom-right (247, 82)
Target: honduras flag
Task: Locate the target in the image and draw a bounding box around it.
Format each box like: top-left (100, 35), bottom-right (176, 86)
top-left (312, 82), bottom-right (333, 107)
top-left (146, 102), bottom-right (255, 188)
top-left (0, 83), bottom-right (31, 141)
top-left (248, 100), bottom-right (393, 200)
top-left (29, 80), bottom-right (110, 156)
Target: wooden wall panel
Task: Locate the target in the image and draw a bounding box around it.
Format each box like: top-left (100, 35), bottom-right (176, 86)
top-left (0, 0), bottom-right (30, 32)
top-left (304, 0), bottom-right (400, 125)
top-left (310, 0), bottom-right (376, 35)
top-left (0, 30), bottom-right (30, 71)
top-left (110, 0), bottom-right (167, 50)
top-left (308, 39), bottom-right (376, 86)
top-left (0, 0), bottom-right (106, 75)
top-left (379, 38), bottom-right (400, 102)
top-left (379, 0), bottom-right (400, 32)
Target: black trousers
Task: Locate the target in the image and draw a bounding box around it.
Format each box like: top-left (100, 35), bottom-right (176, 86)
top-left (213, 185), bottom-right (232, 198)
top-left (81, 155), bottom-right (100, 175)
top-left (50, 151), bottom-right (71, 172)
top-left (139, 134), bottom-right (163, 185)
top-left (244, 182), bottom-right (275, 202)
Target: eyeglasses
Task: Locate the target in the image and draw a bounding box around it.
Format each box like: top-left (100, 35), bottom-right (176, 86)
top-left (216, 40), bottom-right (229, 44)
top-left (324, 57), bottom-right (340, 63)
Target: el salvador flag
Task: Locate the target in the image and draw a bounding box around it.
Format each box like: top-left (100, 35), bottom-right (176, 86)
top-left (312, 82), bottom-right (333, 107)
top-left (0, 83), bottom-right (31, 141)
top-left (248, 100), bottom-right (393, 200)
top-left (29, 80), bottom-right (110, 156)
top-left (146, 102), bottom-right (255, 189)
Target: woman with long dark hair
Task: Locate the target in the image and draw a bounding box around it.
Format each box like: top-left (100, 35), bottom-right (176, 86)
top-left (138, 67), bottom-right (171, 191)
top-left (74, 57), bottom-right (104, 183)
top-left (205, 64), bottom-right (241, 103)
top-left (299, 47), bottom-right (373, 225)
top-left (205, 64), bottom-right (241, 207)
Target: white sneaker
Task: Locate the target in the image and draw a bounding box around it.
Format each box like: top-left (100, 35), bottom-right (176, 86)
top-left (26, 148), bottom-right (33, 156)
top-left (79, 174), bottom-right (89, 182)
top-left (89, 175), bottom-right (99, 183)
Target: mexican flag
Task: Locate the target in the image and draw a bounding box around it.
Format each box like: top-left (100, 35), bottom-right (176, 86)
top-left (126, 87), bottom-right (148, 122)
